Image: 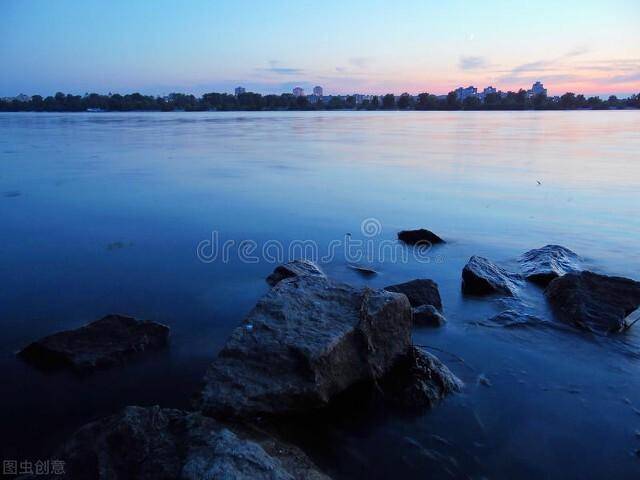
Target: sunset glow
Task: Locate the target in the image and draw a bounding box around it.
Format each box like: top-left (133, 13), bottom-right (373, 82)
top-left (1, 0), bottom-right (639, 97)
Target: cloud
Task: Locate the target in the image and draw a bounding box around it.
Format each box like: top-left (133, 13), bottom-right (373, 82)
top-left (458, 56), bottom-right (487, 70)
top-left (497, 47), bottom-right (594, 84)
top-left (259, 60), bottom-right (304, 76)
top-left (564, 46), bottom-right (590, 58)
top-left (606, 71), bottom-right (640, 84)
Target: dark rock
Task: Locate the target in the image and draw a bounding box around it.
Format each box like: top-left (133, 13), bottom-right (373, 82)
top-left (201, 275), bottom-right (412, 417)
top-left (384, 278), bottom-right (442, 311)
top-left (18, 314), bottom-right (169, 372)
top-left (347, 263), bottom-right (377, 276)
top-left (52, 405), bottom-right (329, 480)
top-left (266, 259), bottom-right (326, 286)
top-left (545, 271), bottom-right (640, 333)
top-left (381, 347), bottom-right (463, 409)
top-left (397, 229), bottom-right (445, 245)
top-left (462, 256), bottom-right (521, 296)
top-left (413, 305), bottom-right (446, 327)
top-left (520, 244), bottom-right (581, 286)
top-left (477, 310), bottom-right (549, 329)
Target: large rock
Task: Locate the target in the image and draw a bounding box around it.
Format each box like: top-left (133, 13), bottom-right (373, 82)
top-left (18, 314), bottom-right (169, 372)
top-left (413, 304), bottom-right (447, 327)
top-left (381, 347), bottom-right (463, 409)
top-left (397, 229), bottom-right (445, 245)
top-left (201, 276), bottom-right (412, 417)
top-left (520, 245), bottom-right (581, 286)
top-left (545, 271), bottom-right (640, 333)
top-left (384, 279), bottom-right (442, 311)
top-left (462, 256), bottom-right (521, 296)
top-left (266, 259), bottom-right (326, 286)
top-left (50, 405), bottom-right (329, 480)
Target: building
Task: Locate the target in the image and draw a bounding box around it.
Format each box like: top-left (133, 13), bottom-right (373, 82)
top-left (528, 81), bottom-right (547, 97)
top-left (313, 86), bottom-right (323, 96)
top-left (479, 86), bottom-right (497, 101)
top-left (234, 86), bottom-right (246, 96)
top-left (454, 86), bottom-right (478, 101)
top-left (292, 87), bottom-right (305, 97)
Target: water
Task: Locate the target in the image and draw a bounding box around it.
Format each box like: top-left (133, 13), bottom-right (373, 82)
top-left (1, 111), bottom-right (639, 478)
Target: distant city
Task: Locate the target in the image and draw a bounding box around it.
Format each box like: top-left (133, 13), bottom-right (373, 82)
top-left (234, 81), bottom-right (550, 106)
top-left (1, 81), bottom-right (639, 112)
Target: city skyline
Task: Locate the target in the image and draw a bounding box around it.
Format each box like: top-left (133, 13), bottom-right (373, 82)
top-left (1, 0), bottom-right (639, 98)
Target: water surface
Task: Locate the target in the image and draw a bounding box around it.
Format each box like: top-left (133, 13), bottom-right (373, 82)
top-left (1, 111), bottom-right (639, 478)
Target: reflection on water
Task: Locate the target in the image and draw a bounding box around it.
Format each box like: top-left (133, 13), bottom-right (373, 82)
top-left (1, 111), bottom-right (639, 479)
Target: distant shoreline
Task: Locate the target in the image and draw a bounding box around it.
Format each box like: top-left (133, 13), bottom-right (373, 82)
top-left (2, 90), bottom-right (639, 113)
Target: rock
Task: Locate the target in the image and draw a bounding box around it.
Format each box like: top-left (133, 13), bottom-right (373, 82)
top-left (477, 310), bottom-right (549, 329)
top-left (381, 347), bottom-right (463, 409)
top-left (384, 278), bottom-right (443, 311)
top-left (477, 374), bottom-right (492, 387)
top-left (397, 229), bottom-right (445, 245)
top-left (18, 314), bottom-right (169, 372)
top-left (201, 275), bottom-right (412, 417)
top-left (266, 259), bottom-right (326, 286)
top-left (520, 245), bottom-right (581, 286)
top-left (462, 256), bottom-right (521, 296)
top-left (413, 305), bottom-right (446, 327)
top-left (545, 271), bottom-right (640, 333)
top-left (52, 405), bottom-right (329, 480)
top-left (347, 263), bottom-right (377, 276)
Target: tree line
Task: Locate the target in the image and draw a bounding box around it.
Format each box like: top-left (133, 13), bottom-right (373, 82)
top-left (1, 90), bottom-right (638, 112)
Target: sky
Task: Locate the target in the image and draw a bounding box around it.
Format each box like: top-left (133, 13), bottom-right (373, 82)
top-left (1, 0), bottom-right (639, 97)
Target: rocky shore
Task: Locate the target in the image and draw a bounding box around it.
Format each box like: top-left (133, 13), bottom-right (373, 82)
top-left (17, 232), bottom-right (640, 479)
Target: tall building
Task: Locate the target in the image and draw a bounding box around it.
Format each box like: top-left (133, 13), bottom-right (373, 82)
top-left (234, 86), bottom-right (246, 96)
top-left (292, 87), bottom-right (305, 97)
top-left (529, 81), bottom-right (547, 96)
top-left (454, 86), bottom-right (478, 101)
top-left (313, 86), bottom-right (323, 96)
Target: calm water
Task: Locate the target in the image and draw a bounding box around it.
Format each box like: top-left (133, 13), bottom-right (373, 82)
top-left (1, 111), bottom-right (639, 479)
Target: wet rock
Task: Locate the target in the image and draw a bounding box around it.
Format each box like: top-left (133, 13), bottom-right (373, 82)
top-left (397, 229), bottom-right (445, 245)
top-left (201, 275), bottom-right (412, 417)
top-left (520, 245), bottom-right (581, 286)
top-left (462, 256), bottom-right (521, 296)
top-left (18, 314), bottom-right (169, 372)
top-left (478, 310), bottom-right (548, 329)
top-left (545, 271), bottom-right (640, 333)
top-left (381, 347), bottom-right (463, 409)
top-left (266, 259), bottom-right (326, 286)
top-left (385, 279), bottom-right (443, 311)
top-left (413, 305), bottom-right (447, 327)
top-left (52, 405), bottom-right (329, 480)
top-left (347, 263), bottom-right (377, 276)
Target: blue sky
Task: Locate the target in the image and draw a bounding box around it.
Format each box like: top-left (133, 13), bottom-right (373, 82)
top-left (1, 0), bottom-right (639, 96)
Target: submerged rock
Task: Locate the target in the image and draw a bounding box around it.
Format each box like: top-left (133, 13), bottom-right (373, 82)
top-left (201, 275), bottom-right (412, 417)
top-left (347, 263), bottom-right (378, 276)
top-left (462, 256), bottom-right (521, 296)
top-left (477, 310), bottom-right (549, 329)
top-left (520, 245), bottom-right (581, 286)
top-left (545, 271), bottom-right (640, 333)
top-left (384, 279), bottom-right (443, 311)
top-left (413, 304), bottom-right (447, 327)
top-left (18, 314), bottom-right (169, 372)
top-left (52, 405), bottom-right (329, 480)
top-left (381, 347), bottom-right (463, 409)
top-left (397, 229), bottom-right (445, 245)
top-left (266, 259), bottom-right (326, 286)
